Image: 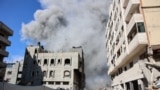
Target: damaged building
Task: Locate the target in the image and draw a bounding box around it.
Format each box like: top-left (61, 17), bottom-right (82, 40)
top-left (0, 21), bottom-right (13, 81)
top-left (106, 0), bottom-right (160, 89)
top-left (20, 43), bottom-right (85, 90)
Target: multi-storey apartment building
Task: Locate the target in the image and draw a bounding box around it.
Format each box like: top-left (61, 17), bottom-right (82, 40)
top-left (21, 43), bottom-right (85, 90)
top-left (0, 21), bottom-right (13, 81)
top-left (4, 61), bottom-right (23, 84)
top-left (106, 0), bottom-right (160, 89)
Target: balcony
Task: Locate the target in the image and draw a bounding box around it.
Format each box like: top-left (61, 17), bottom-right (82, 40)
top-left (128, 33), bottom-right (148, 58)
top-left (112, 62), bottom-right (144, 86)
top-left (0, 36), bottom-right (11, 46)
top-left (127, 14), bottom-right (144, 35)
top-left (124, 0), bottom-right (140, 22)
top-left (108, 33), bottom-right (147, 75)
top-left (0, 22), bottom-right (13, 36)
top-left (0, 49), bottom-right (8, 57)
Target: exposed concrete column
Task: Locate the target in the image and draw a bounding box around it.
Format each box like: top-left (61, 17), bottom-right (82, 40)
top-left (138, 79), bottom-right (144, 90)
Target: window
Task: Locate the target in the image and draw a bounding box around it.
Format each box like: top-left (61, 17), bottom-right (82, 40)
top-left (130, 62), bottom-right (133, 68)
top-left (64, 70), bottom-right (70, 77)
top-left (63, 82), bottom-right (69, 85)
top-left (64, 59), bottom-right (71, 65)
top-left (42, 81), bottom-right (46, 84)
top-left (43, 71), bottom-right (47, 77)
top-left (137, 23), bottom-right (145, 32)
top-left (50, 59), bottom-right (54, 65)
top-left (49, 82), bottom-right (54, 85)
top-left (7, 71), bottom-right (12, 75)
top-left (56, 82), bottom-right (61, 85)
top-left (44, 59), bottom-right (48, 65)
top-left (38, 59), bottom-right (41, 65)
top-left (57, 59), bottom-right (61, 64)
top-left (33, 60), bottom-right (36, 65)
top-left (31, 71), bottom-right (35, 77)
top-left (49, 71), bottom-right (54, 78)
top-left (35, 49), bottom-right (37, 54)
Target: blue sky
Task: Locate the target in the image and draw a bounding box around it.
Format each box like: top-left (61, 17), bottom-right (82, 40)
top-left (0, 0), bottom-right (41, 62)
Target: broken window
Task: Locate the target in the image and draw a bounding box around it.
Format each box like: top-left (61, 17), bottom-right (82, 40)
top-left (56, 82), bottom-right (61, 85)
top-left (64, 59), bottom-right (71, 65)
top-left (7, 71), bottom-right (12, 75)
top-left (64, 70), bottom-right (70, 78)
top-left (48, 82), bottom-right (54, 85)
top-left (35, 49), bottom-right (37, 54)
top-left (63, 82), bottom-right (69, 85)
top-left (44, 59), bottom-right (48, 65)
top-left (49, 71), bottom-right (54, 78)
top-left (43, 71), bottom-right (47, 77)
top-left (50, 59), bottom-right (54, 65)
top-left (57, 59), bottom-right (61, 64)
top-left (38, 59), bottom-right (41, 65)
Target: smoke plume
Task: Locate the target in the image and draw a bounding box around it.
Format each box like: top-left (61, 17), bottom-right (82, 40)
top-left (21, 0), bottom-right (112, 89)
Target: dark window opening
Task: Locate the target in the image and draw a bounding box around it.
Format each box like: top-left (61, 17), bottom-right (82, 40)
top-left (56, 82), bottom-right (61, 85)
top-left (64, 59), bottom-right (71, 65)
top-left (57, 59), bottom-right (61, 64)
top-left (137, 23), bottom-right (145, 32)
top-left (127, 24), bottom-right (138, 44)
top-left (38, 59), bottom-right (41, 65)
top-left (126, 82), bottom-right (130, 90)
top-left (50, 59), bottom-right (54, 65)
top-left (49, 82), bottom-right (54, 85)
top-left (43, 71), bottom-right (47, 77)
top-left (130, 62), bottom-right (133, 68)
top-left (44, 59), bottom-right (48, 65)
top-left (42, 81), bottom-right (46, 84)
top-left (132, 80), bottom-right (139, 90)
top-left (33, 60), bottom-right (36, 65)
top-left (63, 82), bottom-right (69, 85)
top-left (35, 49), bottom-right (37, 54)
top-left (31, 71), bottom-right (35, 77)
top-left (7, 71), bottom-right (12, 75)
top-left (50, 71), bottom-right (54, 77)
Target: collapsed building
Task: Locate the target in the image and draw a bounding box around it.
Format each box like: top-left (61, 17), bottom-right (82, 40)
top-left (106, 0), bottom-right (160, 89)
top-left (20, 43), bottom-right (85, 90)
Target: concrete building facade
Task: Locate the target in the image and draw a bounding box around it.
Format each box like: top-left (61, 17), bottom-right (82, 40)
top-left (106, 0), bottom-right (160, 89)
top-left (21, 43), bottom-right (85, 90)
top-left (0, 21), bottom-right (13, 81)
top-left (4, 61), bottom-right (23, 84)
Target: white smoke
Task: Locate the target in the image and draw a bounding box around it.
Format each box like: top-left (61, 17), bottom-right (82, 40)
top-left (21, 0), bottom-right (112, 89)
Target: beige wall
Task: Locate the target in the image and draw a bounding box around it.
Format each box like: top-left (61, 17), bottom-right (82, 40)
top-left (141, 0), bottom-right (160, 47)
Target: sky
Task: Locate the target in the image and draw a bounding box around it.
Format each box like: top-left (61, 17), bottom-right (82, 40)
top-left (0, 0), bottom-right (42, 62)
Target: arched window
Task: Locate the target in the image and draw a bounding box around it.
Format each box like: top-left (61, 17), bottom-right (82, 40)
top-left (35, 49), bottom-right (37, 54)
top-left (44, 59), bottom-right (48, 65)
top-left (64, 59), bottom-right (71, 65)
top-left (57, 59), bottom-right (61, 64)
top-left (43, 71), bottom-right (47, 77)
top-left (50, 59), bottom-right (54, 65)
top-left (49, 70), bottom-right (54, 77)
top-left (64, 70), bottom-right (70, 77)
